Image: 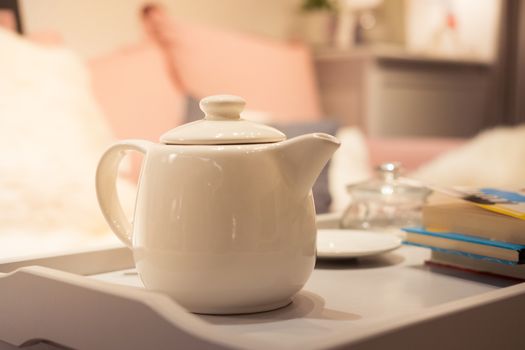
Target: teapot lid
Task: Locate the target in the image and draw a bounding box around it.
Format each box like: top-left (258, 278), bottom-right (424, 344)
top-left (160, 95), bottom-right (286, 145)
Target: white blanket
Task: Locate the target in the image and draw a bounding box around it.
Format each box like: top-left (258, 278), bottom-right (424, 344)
top-left (413, 125), bottom-right (525, 188)
top-left (0, 29), bottom-right (135, 257)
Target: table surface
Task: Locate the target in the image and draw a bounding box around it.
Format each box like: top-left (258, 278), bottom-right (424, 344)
top-left (91, 245), bottom-right (517, 349)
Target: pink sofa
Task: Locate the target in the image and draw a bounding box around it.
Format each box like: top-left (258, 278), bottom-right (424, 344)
top-left (85, 15), bottom-right (463, 173)
top-left (3, 8), bottom-right (465, 173)
top-left (367, 137), bottom-right (464, 171)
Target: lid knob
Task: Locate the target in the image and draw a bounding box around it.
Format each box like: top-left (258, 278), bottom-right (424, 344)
top-left (200, 95), bottom-right (246, 121)
top-left (376, 162), bottom-right (402, 181)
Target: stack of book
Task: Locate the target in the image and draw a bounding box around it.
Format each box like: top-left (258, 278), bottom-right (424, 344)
top-left (403, 188), bottom-right (525, 280)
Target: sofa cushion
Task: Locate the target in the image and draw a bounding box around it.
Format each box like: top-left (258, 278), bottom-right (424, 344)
top-left (328, 127), bottom-right (373, 213)
top-left (89, 42), bottom-right (186, 142)
top-left (142, 5), bottom-right (322, 122)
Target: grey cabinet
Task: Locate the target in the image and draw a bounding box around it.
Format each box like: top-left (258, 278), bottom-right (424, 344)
top-left (315, 48), bottom-right (493, 137)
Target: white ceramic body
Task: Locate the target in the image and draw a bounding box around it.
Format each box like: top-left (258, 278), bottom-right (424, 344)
top-left (96, 134), bottom-right (339, 314)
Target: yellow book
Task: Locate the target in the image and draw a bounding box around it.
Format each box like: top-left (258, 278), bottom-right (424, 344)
top-left (399, 179), bottom-right (525, 220)
top-left (459, 188), bottom-right (525, 221)
top-left (423, 201), bottom-right (525, 244)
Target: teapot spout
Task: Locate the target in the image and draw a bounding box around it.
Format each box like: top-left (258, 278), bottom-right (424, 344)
top-left (276, 133), bottom-right (340, 199)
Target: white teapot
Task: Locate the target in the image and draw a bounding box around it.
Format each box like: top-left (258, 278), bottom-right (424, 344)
top-left (96, 95), bottom-right (340, 314)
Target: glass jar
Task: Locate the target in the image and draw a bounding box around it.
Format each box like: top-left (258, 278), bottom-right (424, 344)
top-left (340, 162), bottom-right (432, 231)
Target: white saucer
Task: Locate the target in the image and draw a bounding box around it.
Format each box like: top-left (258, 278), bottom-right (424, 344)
top-left (316, 229), bottom-right (402, 259)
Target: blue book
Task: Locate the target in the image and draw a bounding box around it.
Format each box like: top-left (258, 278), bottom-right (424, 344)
top-left (402, 227), bottom-right (525, 265)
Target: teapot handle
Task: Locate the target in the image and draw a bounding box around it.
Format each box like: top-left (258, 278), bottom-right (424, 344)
top-left (95, 140), bottom-right (152, 248)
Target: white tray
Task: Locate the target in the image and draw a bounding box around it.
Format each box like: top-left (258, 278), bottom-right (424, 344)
top-left (0, 217), bottom-right (524, 349)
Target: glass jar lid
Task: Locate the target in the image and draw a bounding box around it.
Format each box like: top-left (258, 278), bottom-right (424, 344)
top-left (347, 162), bottom-right (432, 200)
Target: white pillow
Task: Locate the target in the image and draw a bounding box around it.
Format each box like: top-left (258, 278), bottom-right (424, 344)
top-left (412, 125), bottom-right (525, 187)
top-left (328, 127), bottom-right (372, 212)
top-left (0, 29), bottom-right (134, 237)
